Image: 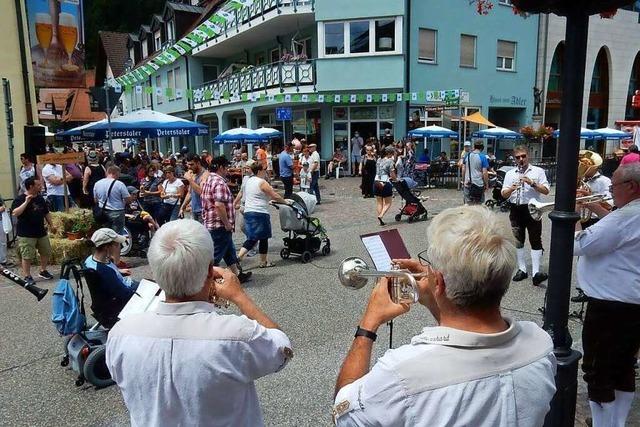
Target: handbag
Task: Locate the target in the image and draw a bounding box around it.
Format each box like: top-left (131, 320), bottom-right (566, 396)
top-left (93, 179), bottom-right (117, 225)
top-left (2, 211), bottom-right (12, 234)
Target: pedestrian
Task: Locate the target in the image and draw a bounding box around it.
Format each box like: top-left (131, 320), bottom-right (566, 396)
top-left (0, 194), bottom-right (15, 268)
top-left (299, 162), bottom-right (311, 193)
top-left (82, 150), bottom-right (106, 207)
top-left (201, 156), bottom-right (251, 283)
top-left (461, 141), bottom-right (489, 205)
top-left (373, 146), bottom-right (396, 226)
top-left (18, 153), bottom-right (38, 195)
top-left (236, 161), bottom-right (289, 268)
top-left (360, 146), bottom-right (377, 198)
top-left (256, 143), bottom-right (268, 173)
top-left (308, 143), bottom-right (321, 204)
top-left (139, 164), bottom-right (162, 221)
top-left (333, 206), bottom-right (556, 426)
top-left (381, 128), bottom-right (394, 148)
top-left (42, 162), bottom-right (72, 211)
top-left (501, 145), bottom-right (550, 287)
top-left (180, 154), bottom-right (209, 223)
top-left (106, 219), bottom-right (292, 426)
top-left (351, 131), bottom-right (364, 176)
top-left (93, 165), bottom-right (132, 268)
top-left (621, 144), bottom-right (640, 164)
top-left (10, 177), bottom-right (55, 281)
top-left (278, 143), bottom-right (294, 199)
top-left (158, 166), bottom-right (184, 225)
top-left (573, 163), bottom-right (640, 427)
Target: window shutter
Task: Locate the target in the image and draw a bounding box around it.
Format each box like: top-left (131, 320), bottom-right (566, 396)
top-left (419, 29), bottom-right (436, 61)
top-left (460, 35), bottom-right (475, 67)
top-left (498, 40), bottom-right (515, 58)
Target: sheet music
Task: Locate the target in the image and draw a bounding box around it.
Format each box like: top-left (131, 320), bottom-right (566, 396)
top-left (118, 279), bottom-right (164, 319)
top-left (361, 235), bottom-right (393, 271)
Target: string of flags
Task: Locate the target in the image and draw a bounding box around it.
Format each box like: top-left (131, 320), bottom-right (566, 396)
top-left (116, 0), bottom-right (262, 86)
top-left (125, 86), bottom-right (462, 106)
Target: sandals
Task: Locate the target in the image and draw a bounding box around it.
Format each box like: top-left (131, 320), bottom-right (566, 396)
top-left (259, 262), bottom-right (276, 268)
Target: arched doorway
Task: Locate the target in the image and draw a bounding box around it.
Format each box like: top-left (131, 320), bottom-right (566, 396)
top-left (625, 51), bottom-right (640, 120)
top-left (543, 42), bottom-right (564, 158)
top-left (587, 48), bottom-right (610, 129)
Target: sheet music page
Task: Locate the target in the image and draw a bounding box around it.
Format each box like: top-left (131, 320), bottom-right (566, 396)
top-left (361, 235), bottom-right (393, 271)
top-left (118, 279), bottom-right (162, 319)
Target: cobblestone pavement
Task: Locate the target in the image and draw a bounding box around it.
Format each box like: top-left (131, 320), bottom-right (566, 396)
top-left (0, 177), bottom-right (637, 426)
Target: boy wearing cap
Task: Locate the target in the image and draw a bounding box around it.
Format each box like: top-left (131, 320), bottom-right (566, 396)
top-left (84, 228), bottom-right (139, 301)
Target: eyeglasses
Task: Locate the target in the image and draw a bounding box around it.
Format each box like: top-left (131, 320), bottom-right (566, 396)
top-left (417, 249), bottom-right (431, 267)
top-left (515, 154), bottom-right (527, 159)
top-left (609, 180), bottom-right (631, 191)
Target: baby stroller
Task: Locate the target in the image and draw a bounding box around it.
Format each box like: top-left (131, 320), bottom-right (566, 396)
top-left (484, 166), bottom-right (514, 212)
top-left (273, 193), bottom-right (330, 263)
top-left (392, 179), bottom-right (428, 223)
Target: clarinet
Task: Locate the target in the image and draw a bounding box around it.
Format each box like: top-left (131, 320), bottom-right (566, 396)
top-left (0, 268), bottom-right (49, 301)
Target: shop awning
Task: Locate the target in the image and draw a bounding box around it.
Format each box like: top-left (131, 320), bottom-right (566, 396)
top-left (462, 112), bottom-right (495, 127)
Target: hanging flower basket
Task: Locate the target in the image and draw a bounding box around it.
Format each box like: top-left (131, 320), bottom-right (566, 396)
top-left (520, 125), bottom-right (554, 144)
top-left (511, 0), bottom-right (634, 16)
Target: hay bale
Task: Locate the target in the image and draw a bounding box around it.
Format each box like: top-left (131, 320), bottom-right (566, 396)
top-left (49, 237), bottom-right (93, 265)
top-left (49, 208), bottom-right (95, 239)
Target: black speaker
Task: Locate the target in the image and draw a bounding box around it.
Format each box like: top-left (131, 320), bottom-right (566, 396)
top-left (24, 125), bottom-right (46, 157)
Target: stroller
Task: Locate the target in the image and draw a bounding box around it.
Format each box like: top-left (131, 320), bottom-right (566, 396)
top-left (484, 166), bottom-right (514, 212)
top-left (273, 193), bottom-right (330, 263)
top-left (392, 179), bottom-right (428, 223)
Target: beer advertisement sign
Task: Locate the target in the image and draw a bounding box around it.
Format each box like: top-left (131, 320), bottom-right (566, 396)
top-left (26, 0), bottom-right (85, 88)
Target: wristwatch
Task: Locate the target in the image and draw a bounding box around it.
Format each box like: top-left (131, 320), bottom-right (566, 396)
top-left (355, 326), bottom-right (377, 342)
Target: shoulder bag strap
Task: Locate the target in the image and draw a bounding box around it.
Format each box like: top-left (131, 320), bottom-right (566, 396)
top-left (101, 179), bottom-right (117, 213)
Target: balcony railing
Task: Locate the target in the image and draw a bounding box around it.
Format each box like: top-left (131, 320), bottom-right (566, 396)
top-left (194, 60), bottom-right (316, 104)
top-left (218, 0), bottom-right (315, 36)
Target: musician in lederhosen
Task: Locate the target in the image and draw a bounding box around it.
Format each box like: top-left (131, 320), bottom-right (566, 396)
top-left (576, 151), bottom-right (612, 230)
top-left (501, 146), bottom-right (550, 287)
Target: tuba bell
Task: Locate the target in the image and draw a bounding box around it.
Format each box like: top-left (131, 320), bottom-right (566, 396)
top-left (577, 150), bottom-right (604, 222)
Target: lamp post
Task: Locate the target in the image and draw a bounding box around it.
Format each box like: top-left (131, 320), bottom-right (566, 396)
top-left (511, 1), bottom-right (636, 426)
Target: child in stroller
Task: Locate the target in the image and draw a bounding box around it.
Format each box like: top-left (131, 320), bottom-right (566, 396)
top-left (273, 193), bottom-right (330, 263)
top-left (392, 178), bottom-right (428, 223)
top-left (484, 166), bottom-right (513, 212)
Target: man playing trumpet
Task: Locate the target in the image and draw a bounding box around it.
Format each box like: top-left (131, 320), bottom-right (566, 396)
top-left (501, 145), bottom-right (550, 286)
top-left (106, 219), bottom-right (292, 426)
top-left (333, 206), bottom-right (556, 426)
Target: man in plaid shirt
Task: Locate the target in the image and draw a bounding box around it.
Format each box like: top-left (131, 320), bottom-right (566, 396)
top-left (201, 156), bottom-right (252, 283)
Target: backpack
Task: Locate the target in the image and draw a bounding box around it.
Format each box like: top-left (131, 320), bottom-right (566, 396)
top-left (51, 262), bottom-right (86, 336)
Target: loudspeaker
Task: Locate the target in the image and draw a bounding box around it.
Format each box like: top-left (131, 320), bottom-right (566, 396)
top-left (24, 125), bottom-right (46, 157)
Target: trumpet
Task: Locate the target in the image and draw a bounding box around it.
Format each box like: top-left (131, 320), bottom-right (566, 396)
top-left (338, 257), bottom-right (424, 304)
top-left (528, 194), bottom-right (613, 221)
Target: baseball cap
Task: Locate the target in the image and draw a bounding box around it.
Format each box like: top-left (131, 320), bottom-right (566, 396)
top-left (91, 228), bottom-right (126, 247)
top-left (87, 150), bottom-right (98, 162)
top-left (464, 141), bottom-right (472, 147)
top-left (245, 159), bottom-right (256, 168)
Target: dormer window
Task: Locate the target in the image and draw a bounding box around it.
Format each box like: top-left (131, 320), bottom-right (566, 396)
top-left (167, 19), bottom-right (175, 43)
top-left (154, 30), bottom-right (161, 50)
top-left (129, 47), bottom-right (135, 63)
top-left (142, 41), bottom-right (148, 58)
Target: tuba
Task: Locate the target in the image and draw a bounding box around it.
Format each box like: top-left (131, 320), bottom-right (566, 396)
top-left (577, 150), bottom-right (603, 222)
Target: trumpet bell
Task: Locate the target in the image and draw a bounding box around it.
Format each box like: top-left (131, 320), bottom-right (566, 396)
top-left (528, 199), bottom-right (554, 221)
top-left (338, 257), bottom-right (369, 290)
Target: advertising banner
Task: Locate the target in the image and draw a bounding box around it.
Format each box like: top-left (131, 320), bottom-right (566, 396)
top-left (26, 0), bottom-right (85, 88)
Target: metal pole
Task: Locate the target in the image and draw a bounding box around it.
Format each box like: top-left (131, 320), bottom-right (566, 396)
top-left (542, 9), bottom-right (588, 427)
top-left (105, 86), bottom-right (113, 153)
top-left (2, 79), bottom-right (18, 198)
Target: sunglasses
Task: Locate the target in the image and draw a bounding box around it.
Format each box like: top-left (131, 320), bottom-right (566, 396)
top-left (515, 154), bottom-right (527, 159)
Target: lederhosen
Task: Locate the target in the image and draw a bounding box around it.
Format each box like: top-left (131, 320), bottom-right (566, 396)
top-left (508, 167), bottom-right (543, 250)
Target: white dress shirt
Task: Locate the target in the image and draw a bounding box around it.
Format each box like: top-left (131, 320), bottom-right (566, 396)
top-left (106, 301), bottom-right (292, 427)
top-left (582, 173), bottom-right (612, 218)
top-left (574, 198), bottom-right (640, 304)
top-left (42, 164), bottom-right (66, 196)
top-left (502, 165), bottom-right (550, 205)
top-left (333, 319), bottom-right (556, 427)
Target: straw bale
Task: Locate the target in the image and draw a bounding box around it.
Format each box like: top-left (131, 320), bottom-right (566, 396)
top-left (48, 237), bottom-right (93, 265)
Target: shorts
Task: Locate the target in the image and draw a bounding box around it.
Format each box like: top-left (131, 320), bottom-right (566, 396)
top-left (104, 209), bottom-right (125, 234)
top-left (352, 154), bottom-right (362, 163)
top-left (18, 236), bottom-right (52, 261)
top-left (373, 181), bottom-right (393, 198)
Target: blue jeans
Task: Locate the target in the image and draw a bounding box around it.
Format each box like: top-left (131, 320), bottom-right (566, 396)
top-left (47, 195), bottom-right (72, 212)
top-left (209, 227), bottom-right (238, 267)
top-left (310, 171), bottom-right (321, 202)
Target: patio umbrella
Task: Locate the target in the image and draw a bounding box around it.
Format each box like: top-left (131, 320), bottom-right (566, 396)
top-left (254, 127), bottom-right (283, 139)
top-left (593, 127), bottom-right (632, 140)
top-left (462, 111), bottom-right (496, 127)
top-left (472, 127), bottom-right (523, 140)
top-left (552, 127), bottom-right (601, 140)
top-left (55, 119), bottom-right (108, 142)
top-left (214, 127), bottom-right (264, 144)
top-left (408, 125), bottom-right (459, 139)
top-left (80, 110), bottom-right (208, 140)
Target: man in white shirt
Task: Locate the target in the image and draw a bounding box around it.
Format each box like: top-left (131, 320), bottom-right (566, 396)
top-left (333, 205), bottom-right (556, 426)
top-left (106, 220), bottom-right (292, 427)
top-left (501, 145), bottom-right (550, 286)
top-left (42, 163), bottom-right (72, 212)
top-left (573, 163), bottom-right (640, 427)
top-left (308, 143), bottom-right (321, 204)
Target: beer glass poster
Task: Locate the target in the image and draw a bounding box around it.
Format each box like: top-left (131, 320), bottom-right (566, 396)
top-left (27, 0), bottom-right (85, 88)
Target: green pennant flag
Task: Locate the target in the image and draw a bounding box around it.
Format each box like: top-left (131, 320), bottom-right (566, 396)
top-left (357, 94), bottom-right (365, 102)
top-left (308, 94), bottom-right (317, 102)
top-left (177, 40), bottom-right (193, 53)
top-left (275, 94), bottom-right (284, 102)
top-left (186, 89), bottom-right (194, 99)
top-left (124, 85), bottom-right (132, 94)
top-left (241, 93), bottom-right (248, 101)
top-left (403, 93), bottom-right (411, 101)
top-left (373, 94), bottom-right (381, 102)
top-left (292, 94), bottom-right (301, 102)
top-left (203, 89), bottom-right (212, 100)
top-left (341, 95), bottom-right (349, 103)
top-left (223, 91), bottom-right (230, 100)
top-left (165, 87), bottom-right (174, 98)
top-left (167, 49), bottom-right (181, 60)
top-left (144, 86), bottom-right (153, 94)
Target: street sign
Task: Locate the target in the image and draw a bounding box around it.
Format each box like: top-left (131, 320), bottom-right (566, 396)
top-left (276, 107), bottom-right (292, 121)
top-left (37, 152), bottom-right (86, 165)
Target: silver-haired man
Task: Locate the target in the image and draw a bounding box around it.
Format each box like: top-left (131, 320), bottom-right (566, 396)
top-left (106, 219), bottom-right (292, 426)
top-left (333, 206), bottom-right (557, 426)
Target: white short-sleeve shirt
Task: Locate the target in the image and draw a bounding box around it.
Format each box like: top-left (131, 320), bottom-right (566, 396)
top-left (333, 320), bottom-right (557, 427)
top-left (106, 301), bottom-right (292, 427)
top-left (502, 165), bottom-right (550, 205)
top-left (42, 164), bottom-right (66, 196)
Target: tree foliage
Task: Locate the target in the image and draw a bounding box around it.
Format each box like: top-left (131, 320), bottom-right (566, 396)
top-left (84, 0), bottom-right (166, 67)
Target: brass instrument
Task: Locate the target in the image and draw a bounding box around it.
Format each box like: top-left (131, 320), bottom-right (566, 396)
top-left (208, 278), bottom-right (230, 308)
top-left (577, 150), bottom-right (604, 222)
top-left (338, 257), bottom-right (424, 304)
top-left (528, 194), bottom-right (613, 221)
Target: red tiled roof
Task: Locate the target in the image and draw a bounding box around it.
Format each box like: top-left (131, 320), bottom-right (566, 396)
top-left (62, 70), bottom-right (106, 123)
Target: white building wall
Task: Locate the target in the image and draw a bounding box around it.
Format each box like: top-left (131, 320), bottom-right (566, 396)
top-left (539, 9), bottom-right (640, 128)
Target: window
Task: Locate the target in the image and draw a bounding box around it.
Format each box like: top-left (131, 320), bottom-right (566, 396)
top-left (350, 21), bottom-right (369, 54)
top-left (300, 37), bottom-right (313, 58)
top-left (497, 40), bottom-right (516, 71)
top-left (270, 48), bottom-right (280, 63)
top-left (499, 0), bottom-right (512, 4)
top-left (418, 28), bottom-right (436, 63)
top-left (324, 22), bottom-right (344, 55)
top-left (255, 52), bottom-right (266, 65)
top-left (460, 34), bottom-right (476, 68)
top-left (375, 18), bottom-right (395, 52)
top-left (167, 20), bottom-right (175, 43)
top-left (156, 75), bottom-right (163, 104)
top-left (202, 64), bottom-right (218, 82)
top-left (145, 84), bottom-right (151, 107)
top-left (142, 41), bottom-right (148, 58)
top-left (129, 47), bottom-right (135, 63)
top-left (154, 30), bottom-right (161, 51)
top-left (167, 70), bottom-right (174, 100)
top-left (174, 67), bottom-right (181, 99)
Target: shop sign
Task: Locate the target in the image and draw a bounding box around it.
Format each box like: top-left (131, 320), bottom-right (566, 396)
top-left (489, 95), bottom-right (527, 106)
